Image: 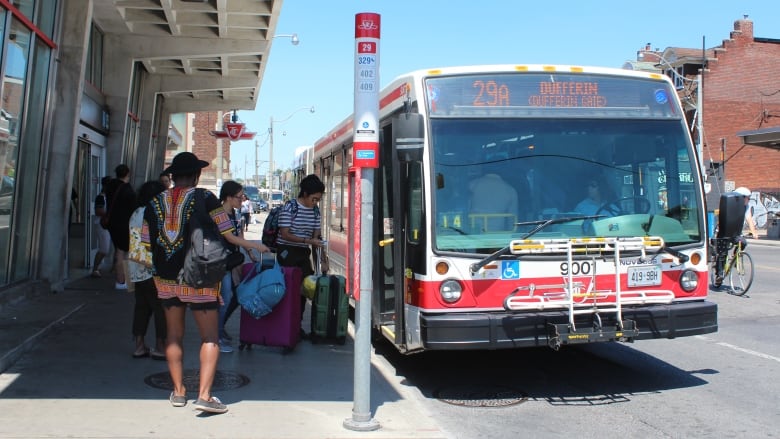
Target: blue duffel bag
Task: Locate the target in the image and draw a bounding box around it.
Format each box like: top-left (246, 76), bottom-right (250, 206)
top-left (236, 255), bottom-right (286, 319)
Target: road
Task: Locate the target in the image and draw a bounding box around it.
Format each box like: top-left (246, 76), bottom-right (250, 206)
top-left (370, 243), bottom-right (780, 439)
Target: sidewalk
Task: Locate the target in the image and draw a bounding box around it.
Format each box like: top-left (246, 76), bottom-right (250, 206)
top-left (0, 216), bottom-right (449, 438)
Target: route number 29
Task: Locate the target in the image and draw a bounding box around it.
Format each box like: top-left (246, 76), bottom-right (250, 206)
top-left (560, 261), bottom-right (593, 276)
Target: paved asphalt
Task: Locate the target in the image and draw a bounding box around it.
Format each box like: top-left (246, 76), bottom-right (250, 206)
top-left (0, 217), bottom-right (449, 439)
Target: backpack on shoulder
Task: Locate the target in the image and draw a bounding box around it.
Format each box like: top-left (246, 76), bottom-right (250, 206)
top-left (261, 200), bottom-right (298, 252)
top-left (179, 189), bottom-right (244, 288)
top-left (261, 200), bottom-right (320, 252)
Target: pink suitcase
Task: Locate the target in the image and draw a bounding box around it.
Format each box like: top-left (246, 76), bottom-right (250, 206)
top-left (238, 265), bottom-right (301, 353)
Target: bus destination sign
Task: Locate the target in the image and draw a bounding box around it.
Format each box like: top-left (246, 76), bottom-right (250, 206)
top-left (426, 73), bottom-right (677, 117)
top-left (471, 79), bottom-right (606, 108)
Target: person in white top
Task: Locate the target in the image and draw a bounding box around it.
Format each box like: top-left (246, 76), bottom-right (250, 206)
top-left (575, 176), bottom-right (616, 217)
top-left (127, 180), bottom-right (168, 360)
top-left (468, 172), bottom-right (518, 232)
top-left (240, 194), bottom-right (252, 231)
top-left (735, 186), bottom-right (758, 237)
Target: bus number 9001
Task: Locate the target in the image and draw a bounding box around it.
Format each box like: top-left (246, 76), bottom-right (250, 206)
top-left (560, 261), bottom-right (593, 276)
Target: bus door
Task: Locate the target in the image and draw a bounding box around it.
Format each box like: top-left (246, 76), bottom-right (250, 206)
top-left (373, 124), bottom-right (398, 343)
top-left (385, 114), bottom-right (426, 348)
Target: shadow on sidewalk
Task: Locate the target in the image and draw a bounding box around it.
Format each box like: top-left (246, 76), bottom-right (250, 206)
top-left (0, 273), bottom-right (402, 414)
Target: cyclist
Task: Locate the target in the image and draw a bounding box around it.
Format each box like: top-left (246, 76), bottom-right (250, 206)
top-left (735, 187), bottom-right (758, 238)
top-left (713, 187), bottom-right (753, 287)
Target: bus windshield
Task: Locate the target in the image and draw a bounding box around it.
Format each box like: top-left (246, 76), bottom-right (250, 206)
top-left (431, 117), bottom-right (701, 254)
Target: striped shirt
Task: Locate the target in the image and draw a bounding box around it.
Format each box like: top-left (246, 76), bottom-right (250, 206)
top-left (277, 199), bottom-right (321, 248)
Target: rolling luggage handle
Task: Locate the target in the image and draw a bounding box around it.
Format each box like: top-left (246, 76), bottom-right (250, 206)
top-left (314, 238), bottom-right (328, 273)
top-left (314, 246), bottom-right (322, 277)
top-left (302, 243), bottom-right (325, 300)
top-left (247, 248), bottom-right (275, 270)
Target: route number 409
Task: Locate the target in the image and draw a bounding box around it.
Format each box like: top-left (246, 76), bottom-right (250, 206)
top-left (560, 261), bottom-right (593, 276)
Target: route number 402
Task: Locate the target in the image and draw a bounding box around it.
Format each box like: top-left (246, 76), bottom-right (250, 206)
top-left (560, 261), bottom-right (593, 276)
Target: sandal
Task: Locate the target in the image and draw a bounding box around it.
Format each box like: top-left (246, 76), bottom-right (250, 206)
top-left (193, 396), bottom-right (228, 414)
top-left (132, 348), bottom-right (150, 358)
top-left (169, 391), bottom-right (186, 407)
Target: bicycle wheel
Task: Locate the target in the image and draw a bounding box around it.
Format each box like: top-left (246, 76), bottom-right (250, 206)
top-left (727, 251), bottom-right (754, 296)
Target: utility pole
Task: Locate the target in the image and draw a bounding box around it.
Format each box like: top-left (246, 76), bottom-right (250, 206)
top-left (254, 139), bottom-right (259, 187)
top-left (268, 116), bottom-right (274, 190)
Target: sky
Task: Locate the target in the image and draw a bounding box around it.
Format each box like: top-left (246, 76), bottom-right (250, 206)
top-left (228, 0), bottom-right (780, 177)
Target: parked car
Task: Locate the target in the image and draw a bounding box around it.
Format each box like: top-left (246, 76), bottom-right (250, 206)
top-left (248, 193), bottom-right (268, 212)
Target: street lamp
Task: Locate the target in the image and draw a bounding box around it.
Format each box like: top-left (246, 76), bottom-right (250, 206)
top-left (268, 106), bottom-right (315, 190)
top-left (273, 33), bottom-right (299, 45)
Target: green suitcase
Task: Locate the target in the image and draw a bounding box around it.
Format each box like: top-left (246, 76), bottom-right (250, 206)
top-left (310, 274), bottom-right (348, 344)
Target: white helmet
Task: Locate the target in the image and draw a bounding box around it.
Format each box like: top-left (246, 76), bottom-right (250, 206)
top-left (735, 187), bottom-right (751, 197)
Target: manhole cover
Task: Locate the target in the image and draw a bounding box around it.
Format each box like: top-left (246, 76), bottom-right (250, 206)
top-left (433, 385), bottom-right (528, 407)
top-left (144, 369), bottom-right (250, 391)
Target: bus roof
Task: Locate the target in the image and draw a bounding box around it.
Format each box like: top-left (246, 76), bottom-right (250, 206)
top-left (313, 64), bottom-right (673, 158)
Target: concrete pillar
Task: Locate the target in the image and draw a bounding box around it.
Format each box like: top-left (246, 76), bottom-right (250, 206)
top-left (39, 0), bottom-right (92, 291)
top-left (102, 34), bottom-right (133, 170)
top-left (150, 103), bottom-right (171, 178)
top-left (134, 74), bottom-right (160, 183)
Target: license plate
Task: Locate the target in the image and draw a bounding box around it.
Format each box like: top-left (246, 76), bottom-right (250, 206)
top-left (627, 265), bottom-right (662, 287)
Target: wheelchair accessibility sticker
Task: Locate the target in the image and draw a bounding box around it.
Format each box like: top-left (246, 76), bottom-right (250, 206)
top-left (501, 261), bottom-right (520, 280)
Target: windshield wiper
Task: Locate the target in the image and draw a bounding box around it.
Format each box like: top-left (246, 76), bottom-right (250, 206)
top-left (440, 226), bottom-right (468, 235)
top-left (469, 215), bottom-right (602, 274)
top-left (657, 244), bottom-right (690, 263)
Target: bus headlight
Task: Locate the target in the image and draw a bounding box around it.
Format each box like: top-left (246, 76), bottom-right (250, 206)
top-left (440, 279), bottom-right (462, 303)
top-left (679, 269), bottom-right (698, 292)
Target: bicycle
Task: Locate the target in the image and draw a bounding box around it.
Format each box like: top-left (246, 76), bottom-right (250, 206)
top-left (708, 236), bottom-right (754, 296)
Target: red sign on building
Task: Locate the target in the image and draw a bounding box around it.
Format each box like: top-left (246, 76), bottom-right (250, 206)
top-left (210, 122), bottom-right (256, 140)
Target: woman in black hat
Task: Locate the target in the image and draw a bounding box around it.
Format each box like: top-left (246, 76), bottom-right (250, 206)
top-left (142, 152), bottom-right (269, 414)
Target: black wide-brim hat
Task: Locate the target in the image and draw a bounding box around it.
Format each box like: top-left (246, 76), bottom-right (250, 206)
top-left (164, 152), bottom-right (209, 175)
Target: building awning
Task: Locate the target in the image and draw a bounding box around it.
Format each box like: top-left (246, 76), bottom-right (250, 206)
top-left (737, 126), bottom-right (780, 150)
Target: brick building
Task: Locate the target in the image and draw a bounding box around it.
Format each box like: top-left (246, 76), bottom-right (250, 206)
top-left (192, 111), bottom-right (232, 185)
top-left (626, 16), bottom-right (780, 198)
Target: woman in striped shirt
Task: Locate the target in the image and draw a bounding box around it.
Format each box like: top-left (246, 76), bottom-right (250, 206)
top-left (277, 174), bottom-right (329, 338)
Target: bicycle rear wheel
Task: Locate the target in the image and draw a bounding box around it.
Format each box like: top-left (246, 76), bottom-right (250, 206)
top-left (727, 251), bottom-right (754, 296)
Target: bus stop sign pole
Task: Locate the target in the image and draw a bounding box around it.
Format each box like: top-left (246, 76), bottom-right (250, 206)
top-left (344, 12), bottom-right (381, 432)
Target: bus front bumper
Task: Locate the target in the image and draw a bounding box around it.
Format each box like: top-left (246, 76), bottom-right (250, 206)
top-left (419, 300), bottom-right (718, 350)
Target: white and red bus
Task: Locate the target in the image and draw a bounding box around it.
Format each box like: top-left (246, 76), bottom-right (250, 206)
top-left (311, 65), bottom-right (717, 354)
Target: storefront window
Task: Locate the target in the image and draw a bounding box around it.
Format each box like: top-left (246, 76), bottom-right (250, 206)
top-left (10, 38), bottom-right (50, 281)
top-left (0, 20), bottom-right (31, 283)
top-left (34, 0), bottom-right (58, 38)
top-left (11, 1), bottom-right (33, 19)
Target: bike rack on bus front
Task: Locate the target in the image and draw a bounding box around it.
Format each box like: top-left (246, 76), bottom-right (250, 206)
top-left (502, 237), bottom-right (672, 349)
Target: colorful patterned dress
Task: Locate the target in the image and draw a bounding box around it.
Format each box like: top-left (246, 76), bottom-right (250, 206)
top-left (141, 187), bottom-right (235, 304)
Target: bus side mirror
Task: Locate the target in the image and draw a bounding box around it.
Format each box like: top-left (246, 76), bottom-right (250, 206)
top-left (393, 113), bottom-right (424, 163)
top-left (717, 192), bottom-right (747, 238)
